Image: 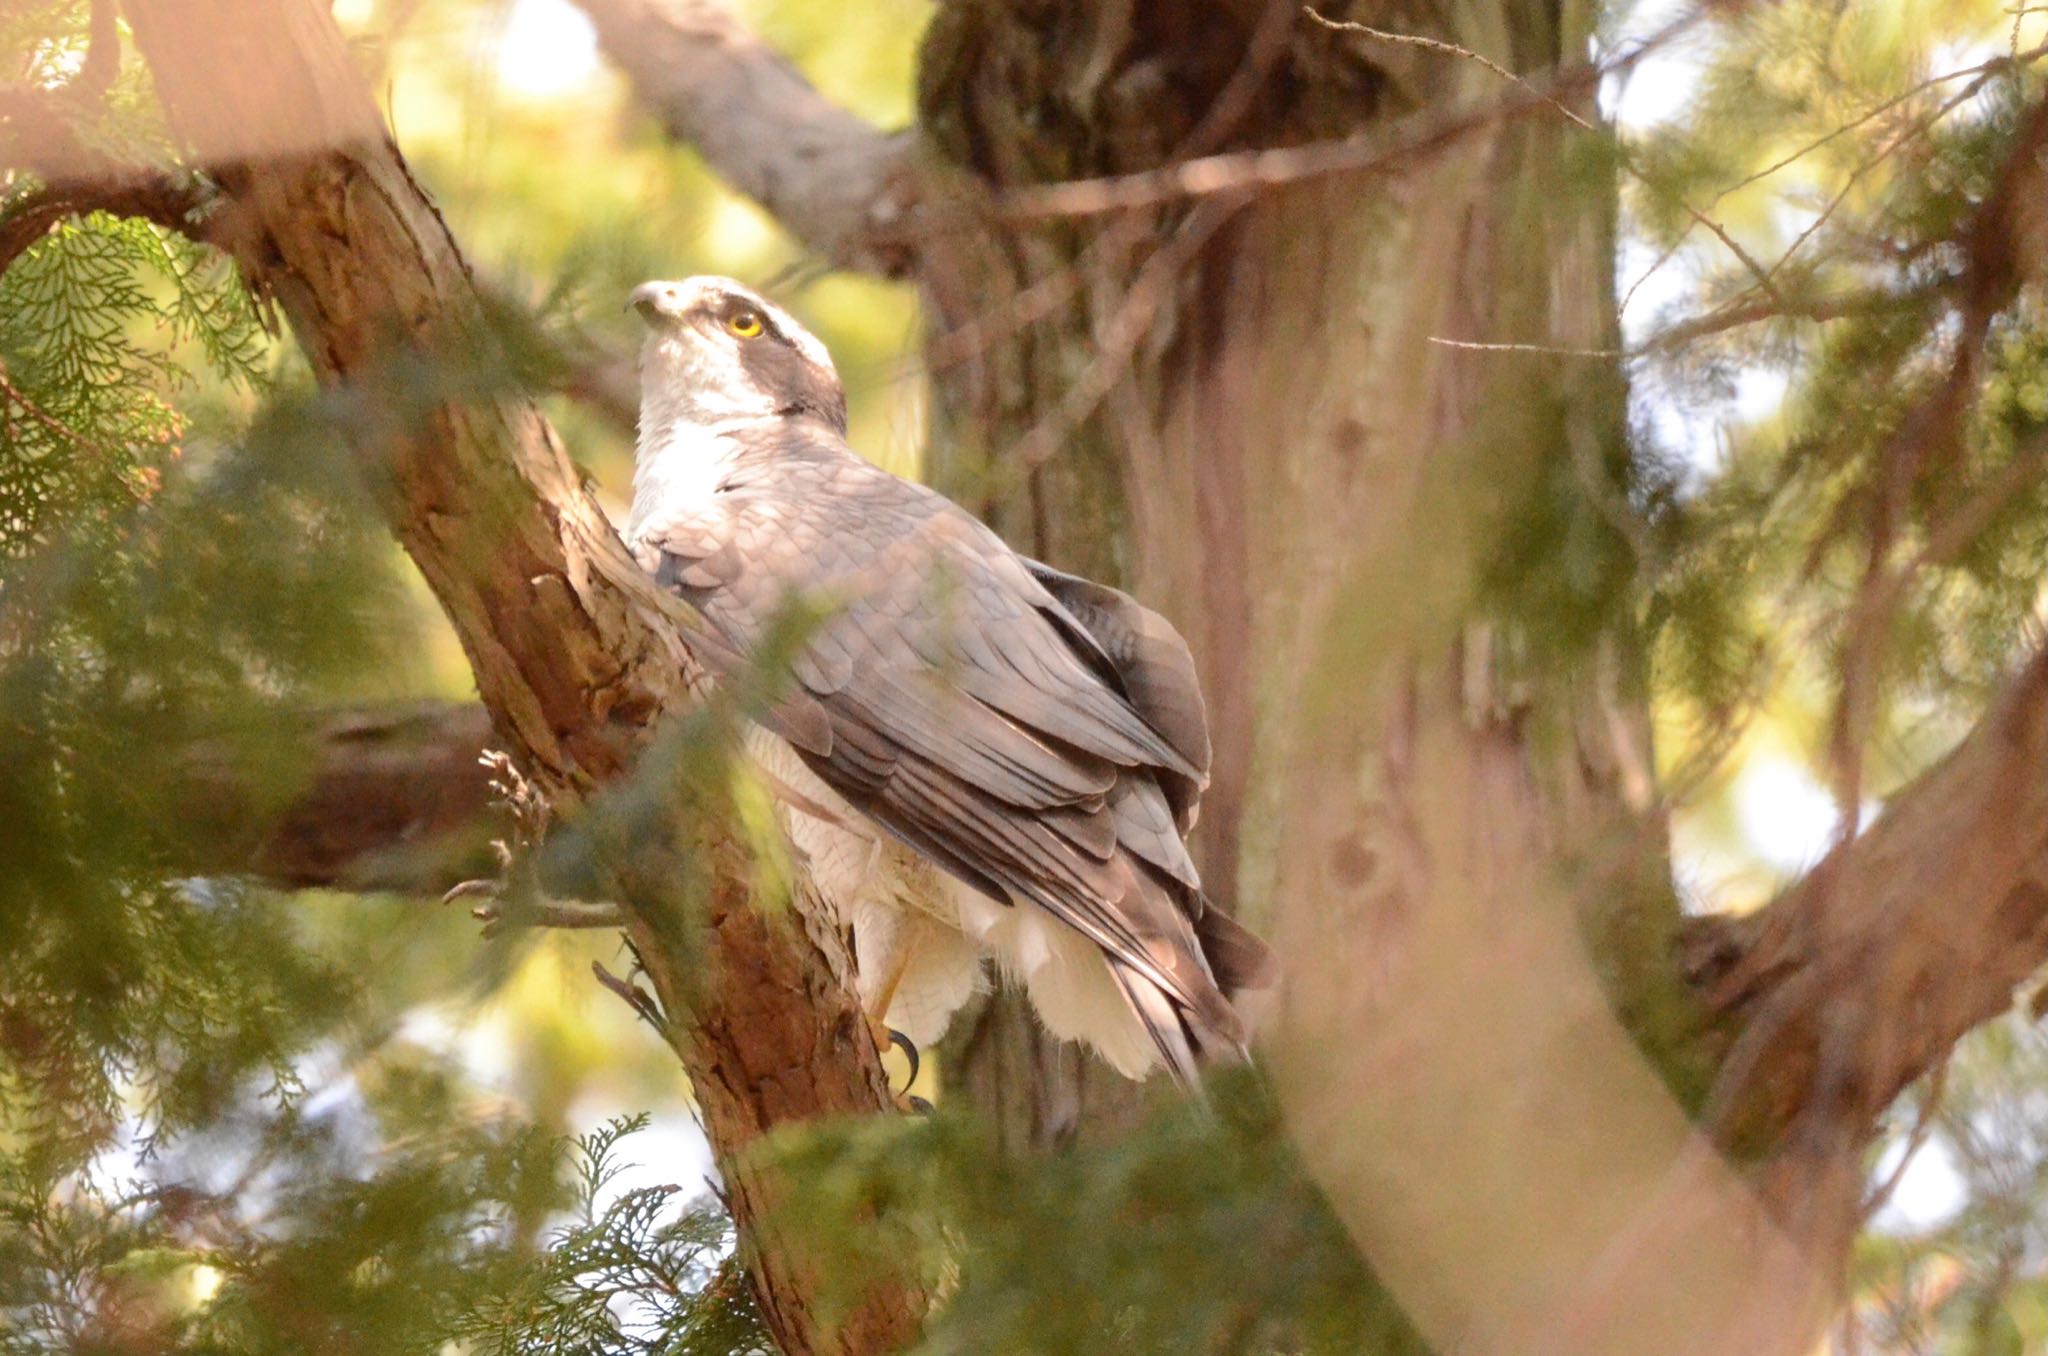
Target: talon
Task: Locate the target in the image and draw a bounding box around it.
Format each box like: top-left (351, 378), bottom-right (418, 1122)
top-left (887, 1029), bottom-right (921, 1089)
top-left (865, 1021), bottom-right (925, 1113)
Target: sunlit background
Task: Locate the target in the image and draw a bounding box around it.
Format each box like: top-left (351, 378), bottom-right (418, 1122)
top-left (12, 0), bottom-right (2048, 1345)
top-left (309, 0), bottom-right (2004, 1235)
top-left (231, 0), bottom-right (2037, 1291)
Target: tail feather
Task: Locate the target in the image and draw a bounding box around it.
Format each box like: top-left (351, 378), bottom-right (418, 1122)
top-left (1106, 957), bottom-right (1203, 1088)
top-left (1112, 902), bottom-right (1275, 1088)
top-left (1194, 904), bottom-right (1279, 1012)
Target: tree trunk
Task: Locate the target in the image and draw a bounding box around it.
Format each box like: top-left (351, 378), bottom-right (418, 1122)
top-left (912, 0), bottom-right (1377, 1149)
top-left (911, 3), bottom-right (1833, 1348)
top-left (109, 0), bottom-right (2048, 1348)
top-left (913, 0), bottom-right (1652, 1151)
top-left (122, 4), bottom-right (927, 1350)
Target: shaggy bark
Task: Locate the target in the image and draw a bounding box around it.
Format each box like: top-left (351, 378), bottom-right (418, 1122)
top-left (898, 2), bottom-right (2046, 1350)
top-left (122, 3), bottom-right (926, 1351)
top-left (89, 0), bottom-right (2048, 1347)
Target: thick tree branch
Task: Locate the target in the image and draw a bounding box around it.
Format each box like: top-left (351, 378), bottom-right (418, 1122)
top-left (173, 702), bottom-right (498, 895)
top-left (122, 3), bottom-right (924, 1351)
top-left (570, 0), bottom-right (916, 276)
top-left (1687, 643), bottom-right (2048, 1152)
top-left (1677, 95), bottom-right (2048, 1167)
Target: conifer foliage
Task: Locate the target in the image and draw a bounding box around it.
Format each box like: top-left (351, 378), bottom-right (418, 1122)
top-left (7, 1), bottom-right (2048, 1353)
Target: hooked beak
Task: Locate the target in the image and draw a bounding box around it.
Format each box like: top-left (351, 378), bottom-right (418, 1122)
top-left (628, 280), bottom-right (681, 323)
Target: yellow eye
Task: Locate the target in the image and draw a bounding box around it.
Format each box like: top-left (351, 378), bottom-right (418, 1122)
top-left (726, 311), bottom-right (764, 338)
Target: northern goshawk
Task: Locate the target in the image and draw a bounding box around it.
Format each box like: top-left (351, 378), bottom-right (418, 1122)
top-left (624, 276), bottom-right (1273, 1085)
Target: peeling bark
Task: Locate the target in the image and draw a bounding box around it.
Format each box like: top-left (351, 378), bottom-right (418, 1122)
top-left (123, 3), bottom-right (925, 1350)
top-left (896, 1), bottom-right (2048, 1349)
top-left (105, 0), bottom-right (2048, 1348)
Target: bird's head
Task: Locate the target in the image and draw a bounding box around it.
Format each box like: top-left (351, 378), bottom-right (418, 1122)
top-left (628, 276), bottom-right (847, 434)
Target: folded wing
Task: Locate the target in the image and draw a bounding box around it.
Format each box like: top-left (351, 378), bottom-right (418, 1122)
top-left (637, 454), bottom-right (1273, 1079)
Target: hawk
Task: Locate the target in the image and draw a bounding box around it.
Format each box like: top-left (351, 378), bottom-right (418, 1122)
top-left (624, 276), bottom-right (1274, 1086)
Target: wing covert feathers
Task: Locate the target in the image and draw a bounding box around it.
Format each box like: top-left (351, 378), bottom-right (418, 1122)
top-left (632, 426), bottom-right (1274, 1083)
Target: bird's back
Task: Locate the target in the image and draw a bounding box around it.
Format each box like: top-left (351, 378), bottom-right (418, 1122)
top-left (634, 410), bottom-right (1273, 1084)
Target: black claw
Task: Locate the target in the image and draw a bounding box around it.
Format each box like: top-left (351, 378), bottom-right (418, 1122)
top-left (906, 1095), bottom-right (933, 1115)
top-left (887, 1029), bottom-right (921, 1089)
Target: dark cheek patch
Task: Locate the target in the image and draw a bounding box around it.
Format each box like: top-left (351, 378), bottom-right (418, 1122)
top-left (739, 338), bottom-right (849, 433)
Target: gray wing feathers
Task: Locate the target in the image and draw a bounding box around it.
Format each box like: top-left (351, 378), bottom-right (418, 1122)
top-left (1109, 778), bottom-right (1200, 890)
top-left (1108, 958), bottom-right (1202, 1087)
top-left (633, 442), bottom-right (1261, 1071)
top-left (1021, 559), bottom-right (1212, 830)
top-left (831, 665), bottom-right (1115, 808)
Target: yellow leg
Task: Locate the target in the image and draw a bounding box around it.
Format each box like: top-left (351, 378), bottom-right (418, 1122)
top-left (865, 933), bottom-right (928, 1111)
top-left (867, 934), bottom-right (918, 1033)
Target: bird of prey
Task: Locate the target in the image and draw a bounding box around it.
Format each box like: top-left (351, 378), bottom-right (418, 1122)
top-left (623, 276), bottom-right (1274, 1086)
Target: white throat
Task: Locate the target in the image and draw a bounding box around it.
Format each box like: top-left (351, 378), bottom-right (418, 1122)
top-left (628, 413), bottom-right (785, 542)
top-left (626, 333), bottom-right (779, 541)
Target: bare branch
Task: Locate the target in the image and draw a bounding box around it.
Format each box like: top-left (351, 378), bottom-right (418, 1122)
top-left (1618, 39), bottom-right (2048, 319)
top-left (464, 893), bottom-right (628, 936)
top-left (1725, 41), bottom-right (2048, 207)
top-left (1305, 8), bottom-right (1595, 132)
top-left (0, 175), bottom-right (214, 277)
top-left (1634, 284), bottom-right (1935, 353)
top-left (1434, 284), bottom-right (1938, 360)
top-left (982, 6), bottom-right (1712, 224)
top-left (1425, 336), bottom-right (1622, 358)
top-left (1308, 8), bottom-right (1791, 310)
top-left (571, 0), bottom-right (915, 276)
top-left (983, 69), bottom-right (1600, 221)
